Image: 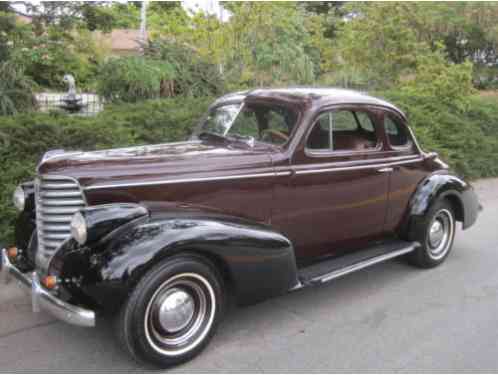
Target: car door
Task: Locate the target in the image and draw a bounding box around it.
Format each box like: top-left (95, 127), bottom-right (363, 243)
top-left (271, 105), bottom-right (391, 263)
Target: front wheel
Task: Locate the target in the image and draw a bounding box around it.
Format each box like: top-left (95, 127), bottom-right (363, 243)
top-left (116, 254), bottom-right (225, 368)
top-left (407, 199), bottom-right (456, 268)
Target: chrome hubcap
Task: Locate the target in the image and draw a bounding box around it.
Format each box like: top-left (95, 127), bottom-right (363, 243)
top-left (429, 220), bottom-right (445, 248)
top-left (157, 288), bottom-right (195, 333)
top-left (144, 273), bottom-right (216, 356)
top-left (427, 209), bottom-right (454, 260)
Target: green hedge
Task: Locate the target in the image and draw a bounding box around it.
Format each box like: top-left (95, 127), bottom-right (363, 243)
top-left (381, 92), bottom-right (498, 180)
top-left (0, 97), bottom-right (212, 243)
top-left (1, 93), bottom-right (498, 244)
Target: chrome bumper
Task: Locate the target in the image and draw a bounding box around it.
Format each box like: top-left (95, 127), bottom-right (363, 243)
top-left (1, 248), bottom-right (95, 327)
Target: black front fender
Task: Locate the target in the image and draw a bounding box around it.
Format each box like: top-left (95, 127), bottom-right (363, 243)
top-left (56, 210), bottom-right (299, 311)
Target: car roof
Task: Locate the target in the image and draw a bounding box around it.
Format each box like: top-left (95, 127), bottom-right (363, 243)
top-left (212, 87), bottom-right (406, 120)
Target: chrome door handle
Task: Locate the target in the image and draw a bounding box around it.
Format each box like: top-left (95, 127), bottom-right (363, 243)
top-left (377, 167), bottom-right (393, 173)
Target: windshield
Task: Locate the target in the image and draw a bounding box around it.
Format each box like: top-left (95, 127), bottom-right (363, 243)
top-left (193, 102), bottom-right (299, 146)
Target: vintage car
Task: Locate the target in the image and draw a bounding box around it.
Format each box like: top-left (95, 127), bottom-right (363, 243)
top-left (2, 88), bottom-right (481, 367)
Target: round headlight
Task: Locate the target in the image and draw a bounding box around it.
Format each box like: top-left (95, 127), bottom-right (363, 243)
top-left (13, 185), bottom-right (25, 212)
top-left (71, 212), bottom-right (87, 245)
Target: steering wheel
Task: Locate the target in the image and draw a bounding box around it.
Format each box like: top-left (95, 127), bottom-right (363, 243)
top-left (262, 129), bottom-right (289, 144)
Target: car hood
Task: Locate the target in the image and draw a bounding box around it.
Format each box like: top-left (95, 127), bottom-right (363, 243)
top-left (37, 140), bottom-right (275, 190)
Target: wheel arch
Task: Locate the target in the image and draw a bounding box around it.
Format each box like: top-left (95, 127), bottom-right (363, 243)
top-left (87, 214), bottom-right (299, 309)
top-left (141, 248), bottom-right (236, 300)
top-left (404, 172), bottom-right (480, 235)
top-left (441, 192), bottom-right (464, 223)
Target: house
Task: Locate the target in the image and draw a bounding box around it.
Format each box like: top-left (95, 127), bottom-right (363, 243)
top-left (94, 29), bottom-right (145, 56)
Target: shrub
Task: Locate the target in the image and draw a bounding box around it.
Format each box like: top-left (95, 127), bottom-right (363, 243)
top-left (0, 61), bottom-right (36, 115)
top-left (97, 56), bottom-right (175, 102)
top-left (397, 47), bottom-right (475, 110)
top-left (0, 96), bottom-right (212, 243)
top-left (381, 90), bottom-right (498, 180)
top-left (473, 65), bottom-right (498, 90)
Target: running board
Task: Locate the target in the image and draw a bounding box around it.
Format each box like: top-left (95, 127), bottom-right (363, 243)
top-left (297, 240), bottom-right (419, 287)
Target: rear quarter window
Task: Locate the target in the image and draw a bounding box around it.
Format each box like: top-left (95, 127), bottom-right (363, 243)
top-left (384, 114), bottom-right (412, 148)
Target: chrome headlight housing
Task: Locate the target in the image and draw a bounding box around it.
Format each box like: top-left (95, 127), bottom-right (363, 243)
top-left (71, 212), bottom-right (88, 245)
top-left (13, 185), bottom-right (25, 212)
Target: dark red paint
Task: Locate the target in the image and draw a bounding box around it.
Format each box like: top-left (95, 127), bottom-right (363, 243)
top-left (37, 88), bottom-right (453, 265)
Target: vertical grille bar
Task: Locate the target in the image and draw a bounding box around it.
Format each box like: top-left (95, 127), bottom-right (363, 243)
top-left (35, 175), bottom-right (86, 271)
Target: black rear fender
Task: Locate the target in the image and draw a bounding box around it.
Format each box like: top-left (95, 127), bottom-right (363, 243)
top-left (405, 172), bottom-right (481, 234)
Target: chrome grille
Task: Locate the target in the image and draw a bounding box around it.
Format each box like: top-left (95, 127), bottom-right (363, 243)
top-left (35, 175), bottom-right (86, 270)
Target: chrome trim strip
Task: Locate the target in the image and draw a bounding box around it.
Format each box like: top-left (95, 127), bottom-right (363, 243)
top-left (40, 207), bottom-right (83, 214)
top-left (42, 224), bottom-right (71, 231)
top-left (38, 215), bottom-right (73, 223)
top-left (38, 174), bottom-right (88, 205)
top-left (295, 157), bottom-right (423, 176)
top-left (40, 191), bottom-right (83, 198)
top-left (41, 183), bottom-right (80, 189)
top-left (1, 249), bottom-right (95, 327)
top-left (85, 171), bottom-right (293, 190)
top-left (313, 243), bottom-right (418, 284)
top-left (41, 199), bottom-right (86, 206)
top-left (83, 156), bottom-right (422, 190)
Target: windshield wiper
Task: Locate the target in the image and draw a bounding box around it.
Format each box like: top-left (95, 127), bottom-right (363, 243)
top-left (227, 134), bottom-right (255, 147)
top-left (198, 131), bottom-right (230, 143)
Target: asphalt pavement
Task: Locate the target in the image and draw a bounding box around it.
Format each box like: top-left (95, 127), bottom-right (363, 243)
top-left (1, 178), bottom-right (497, 372)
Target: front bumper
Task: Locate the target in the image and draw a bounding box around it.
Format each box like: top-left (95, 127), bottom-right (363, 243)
top-left (1, 248), bottom-right (95, 327)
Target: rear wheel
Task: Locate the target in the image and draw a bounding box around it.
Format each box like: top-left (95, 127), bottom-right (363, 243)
top-left (116, 254), bottom-right (225, 368)
top-left (407, 199), bottom-right (456, 268)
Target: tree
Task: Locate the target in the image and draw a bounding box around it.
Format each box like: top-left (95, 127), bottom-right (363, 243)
top-left (299, 1), bottom-right (345, 39)
top-left (17, 1), bottom-right (116, 33)
top-left (334, 2), bottom-right (498, 88)
top-left (147, 2), bottom-right (320, 88)
top-left (106, 2), bottom-right (140, 29)
top-left (336, 3), bottom-right (431, 88)
top-left (0, 10), bottom-right (17, 62)
top-left (218, 2), bottom-right (317, 87)
top-left (406, 3), bottom-right (498, 66)
top-left (0, 61), bottom-right (36, 115)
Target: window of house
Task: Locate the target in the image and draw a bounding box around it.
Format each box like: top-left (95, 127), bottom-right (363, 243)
top-left (307, 110), bottom-right (379, 152)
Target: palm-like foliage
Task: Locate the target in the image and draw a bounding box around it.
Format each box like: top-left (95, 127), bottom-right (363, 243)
top-left (0, 62), bottom-right (36, 116)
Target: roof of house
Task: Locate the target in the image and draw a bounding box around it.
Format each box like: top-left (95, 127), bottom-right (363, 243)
top-left (15, 14), bottom-right (32, 24)
top-left (95, 29), bottom-right (144, 53)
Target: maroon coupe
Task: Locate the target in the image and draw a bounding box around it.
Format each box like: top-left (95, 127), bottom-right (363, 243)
top-left (2, 88), bottom-right (481, 367)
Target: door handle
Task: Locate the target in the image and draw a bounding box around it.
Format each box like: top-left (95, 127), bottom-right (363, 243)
top-left (377, 167), bottom-right (393, 173)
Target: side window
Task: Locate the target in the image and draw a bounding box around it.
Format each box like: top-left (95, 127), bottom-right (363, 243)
top-left (384, 114), bottom-right (410, 148)
top-left (355, 111), bottom-right (375, 132)
top-left (333, 111), bottom-right (357, 131)
top-left (307, 113), bottom-right (331, 150)
top-left (306, 109), bottom-right (379, 152)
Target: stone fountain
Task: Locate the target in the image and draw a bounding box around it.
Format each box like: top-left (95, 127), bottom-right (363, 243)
top-left (58, 74), bottom-right (87, 113)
